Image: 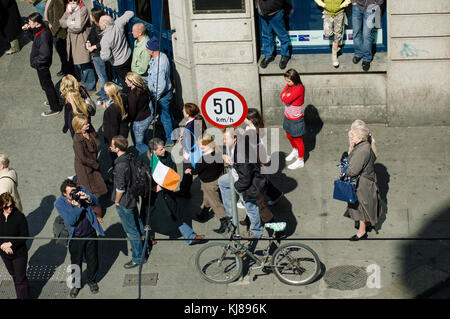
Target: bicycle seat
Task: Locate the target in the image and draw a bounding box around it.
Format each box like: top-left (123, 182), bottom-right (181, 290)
top-left (264, 222), bottom-right (286, 232)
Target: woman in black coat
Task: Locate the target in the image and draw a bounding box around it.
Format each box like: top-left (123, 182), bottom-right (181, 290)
top-left (103, 82), bottom-right (129, 166)
top-left (0, 0), bottom-right (22, 54)
top-left (0, 192), bottom-right (30, 299)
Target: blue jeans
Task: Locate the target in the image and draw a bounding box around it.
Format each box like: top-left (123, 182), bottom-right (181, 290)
top-left (132, 115), bottom-right (152, 155)
top-left (33, 1), bottom-right (46, 17)
top-left (178, 222), bottom-right (197, 244)
top-left (156, 90), bottom-right (175, 142)
top-left (116, 205), bottom-right (147, 264)
top-left (76, 63), bottom-right (96, 92)
top-left (260, 9), bottom-right (290, 58)
top-left (218, 174), bottom-right (263, 238)
top-left (92, 56), bottom-right (109, 100)
top-left (352, 5), bottom-right (376, 62)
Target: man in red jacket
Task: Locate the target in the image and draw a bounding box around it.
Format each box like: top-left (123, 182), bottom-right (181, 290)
top-left (23, 13), bottom-right (61, 117)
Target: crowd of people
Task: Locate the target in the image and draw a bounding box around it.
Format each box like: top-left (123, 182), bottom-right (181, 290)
top-left (0, 1), bottom-right (383, 299)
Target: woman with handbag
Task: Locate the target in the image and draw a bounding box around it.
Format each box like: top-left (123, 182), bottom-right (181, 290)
top-left (72, 115), bottom-right (107, 223)
top-left (125, 72), bottom-right (153, 155)
top-left (345, 125), bottom-right (381, 241)
top-left (280, 69), bottom-right (306, 170)
top-left (0, 193), bottom-right (30, 299)
top-left (103, 82), bottom-right (129, 161)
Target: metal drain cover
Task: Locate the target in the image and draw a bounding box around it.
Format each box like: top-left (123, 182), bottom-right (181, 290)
top-left (123, 273), bottom-right (158, 287)
top-left (324, 265), bottom-right (368, 290)
top-left (0, 280), bottom-right (70, 299)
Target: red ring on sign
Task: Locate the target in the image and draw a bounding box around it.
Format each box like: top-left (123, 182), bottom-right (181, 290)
top-left (201, 87), bottom-right (248, 129)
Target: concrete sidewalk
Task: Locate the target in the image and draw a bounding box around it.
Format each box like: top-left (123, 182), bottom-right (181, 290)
top-left (0, 1), bottom-right (449, 300)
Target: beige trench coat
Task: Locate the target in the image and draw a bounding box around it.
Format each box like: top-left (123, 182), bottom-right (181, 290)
top-left (345, 141), bottom-right (381, 226)
top-left (59, 5), bottom-right (91, 65)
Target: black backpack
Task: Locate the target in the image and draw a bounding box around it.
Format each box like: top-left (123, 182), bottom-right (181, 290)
top-left (128, 155), bottom-right (151, 199)
top-left (53, 215), bottom-right (69, 246)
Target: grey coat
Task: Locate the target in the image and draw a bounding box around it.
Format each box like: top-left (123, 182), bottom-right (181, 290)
top-left (59, 5), bottom-right (91, 65)
top-left (345, 141), bottom-right (381, 225)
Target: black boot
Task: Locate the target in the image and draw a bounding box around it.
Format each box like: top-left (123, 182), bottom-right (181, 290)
top-left (214, 217), bottom-right (231, 234)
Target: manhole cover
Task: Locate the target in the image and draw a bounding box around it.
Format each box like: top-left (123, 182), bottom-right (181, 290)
top-left (123, 273), bottom-right (158, 287)
top-left (0, 280), bottom-right (70, 299)
top-left (324, 265), bottom-right (368, 290)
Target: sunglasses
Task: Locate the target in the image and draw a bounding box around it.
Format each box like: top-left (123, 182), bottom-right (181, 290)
top-left (3, 204), bottom-right (13, 210)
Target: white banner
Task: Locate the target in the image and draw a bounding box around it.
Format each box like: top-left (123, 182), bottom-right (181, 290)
top-left (276, 29), bottom-right (383, 47)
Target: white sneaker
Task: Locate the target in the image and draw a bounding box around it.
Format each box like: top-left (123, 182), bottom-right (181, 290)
top-left (285, 149), bottom-right (297, 162)
top-left (237, 201), bottom-right (245, 209)
top-left (288, 158), bottom-right (304, 170)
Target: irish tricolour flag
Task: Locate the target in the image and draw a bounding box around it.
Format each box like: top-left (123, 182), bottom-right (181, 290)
top-left (151, 153), bottom-right (180, 191)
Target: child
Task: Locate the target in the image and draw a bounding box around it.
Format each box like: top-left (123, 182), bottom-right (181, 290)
top-left (314, 0), bottom-right (351, 67)
top-left (185, 134), bottom-right (229, 233)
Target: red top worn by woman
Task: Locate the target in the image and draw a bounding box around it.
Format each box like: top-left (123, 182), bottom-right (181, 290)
top-left (280, 84), bottom-right (305, 120)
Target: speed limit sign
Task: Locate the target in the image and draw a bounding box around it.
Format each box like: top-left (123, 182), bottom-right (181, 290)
top-left (201, 88), bottom-right (248, 128)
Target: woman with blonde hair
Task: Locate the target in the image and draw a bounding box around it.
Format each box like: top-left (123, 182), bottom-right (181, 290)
top-left (72, 115), bottom-right (107, 222)
top-left (344, 125), bottom-right (381, 241)
top-left (185, 134), bottom-right (227, 232)
top-left (350, 119), bottom-right (377, 157)
top-left (0, 192), bottom-right (30, 299)
top-left (102, 82), bottom-right (129, 150)
top-left (62, 89), bottom-right (95, 137)
top-left (125, 72), bottom-right (152, 154)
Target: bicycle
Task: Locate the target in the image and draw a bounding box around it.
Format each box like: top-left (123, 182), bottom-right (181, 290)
top-left (195, 222), bottom-right (321, 285)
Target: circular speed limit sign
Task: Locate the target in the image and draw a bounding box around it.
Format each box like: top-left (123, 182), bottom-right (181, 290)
top-left (201, 88), bottom-right (248, 128)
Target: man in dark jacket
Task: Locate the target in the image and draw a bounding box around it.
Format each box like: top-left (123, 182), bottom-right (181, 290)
top-left (110, 135), bottom-right (148, 269)
top-left (218, 127), bottom-right (265, 238)
top-left (256, 0), bottom-right (291, 69)
top-left (138, 138), bottom-right (205, 245)
top-left (24, 12), bottom-right (61, 117)
top-left (352, 0), bottom-right (385, 71)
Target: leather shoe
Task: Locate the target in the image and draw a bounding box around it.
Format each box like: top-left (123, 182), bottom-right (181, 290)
top-left (260, 56), bottom-right (275, 68)
top-left (189, 234), bottom-right (207, 246)
top-left (349, 233), bottom-right (368, 241)
top-left (69, 287), bottom-right (80, 298)
top-left (124, 260), bottom-right (140, 269)
top-left (279, 55), bottom-right (290, 69)
top-left (352, 56), bottom-right (362, 64)
top-left (88, 282), bottom-right (99, 294)
top-left (362, 61), bottom-right (371, 71)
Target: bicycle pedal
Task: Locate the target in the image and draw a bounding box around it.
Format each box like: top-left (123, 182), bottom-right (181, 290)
top-left (251, 266), bottom-right (264, 271)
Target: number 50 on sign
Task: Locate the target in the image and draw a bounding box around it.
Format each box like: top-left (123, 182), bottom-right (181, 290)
top-left (201, 88), bottom-right (248, 129)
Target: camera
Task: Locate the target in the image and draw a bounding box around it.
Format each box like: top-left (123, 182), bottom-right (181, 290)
top-left (69, 186), bottom-right (82, 202)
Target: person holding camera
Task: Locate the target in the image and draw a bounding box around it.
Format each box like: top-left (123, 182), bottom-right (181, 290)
top-left (54, 179), bottom-right (105, 298)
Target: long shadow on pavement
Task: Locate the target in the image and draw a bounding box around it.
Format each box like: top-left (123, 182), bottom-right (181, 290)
top-left (97, 223), bottom-right (128, 283)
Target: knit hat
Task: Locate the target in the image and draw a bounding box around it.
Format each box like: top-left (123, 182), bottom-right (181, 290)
top-left (146, 37), bottom-right (160, 51)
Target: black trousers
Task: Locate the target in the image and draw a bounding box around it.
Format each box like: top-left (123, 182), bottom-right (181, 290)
top-left (53, 37), bottom-right (73, 75)
top-left (1, 253), bottom-right (30, 299)
top-left (69, 232), bottom-right (99, 285)
top-left (113, 56), bottom-right (132, 95)
top-left (179, 161), bottom-right (193, 195)
top-left (36, 68), bottom-right (61, 112)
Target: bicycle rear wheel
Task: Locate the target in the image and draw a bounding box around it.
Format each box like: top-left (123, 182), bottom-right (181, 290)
top-left (272, 243), bottom-right (320, 285)
top-left (195, 242), bottom-right (243, 284)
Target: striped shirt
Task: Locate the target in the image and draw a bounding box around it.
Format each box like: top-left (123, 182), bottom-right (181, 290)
top-left (280, 84), bottom-right (305, 120)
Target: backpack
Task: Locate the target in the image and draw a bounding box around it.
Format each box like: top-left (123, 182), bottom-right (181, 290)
top-left (127, 155), bottom-right (151, 199)
top-left (53, 215), bottom-right (69, 246)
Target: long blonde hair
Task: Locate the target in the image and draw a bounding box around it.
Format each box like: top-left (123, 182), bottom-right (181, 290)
top-left (66, 90), bottom-right (89, 117)
top-left (60, 74), bottom-right (80, 98)
top-left (104, 82), bottom-right (126, 119)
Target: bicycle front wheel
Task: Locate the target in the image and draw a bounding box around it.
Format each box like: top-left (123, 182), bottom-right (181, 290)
top-left (195, 242), bottom-right (243, 284)
top-left (272, 243), bottom-right (320, 286)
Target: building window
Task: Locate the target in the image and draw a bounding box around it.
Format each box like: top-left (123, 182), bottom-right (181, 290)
top-left (192, 0), bottom-right (245, 14)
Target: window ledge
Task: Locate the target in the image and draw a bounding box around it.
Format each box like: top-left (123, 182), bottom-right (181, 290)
top-left (259, 52), bottom-right (388, 74)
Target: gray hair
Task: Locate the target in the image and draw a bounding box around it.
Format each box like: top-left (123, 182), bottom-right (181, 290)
top-left (148, 137), bottom-right (165, 152)
top-left (0, 153), bottom-right (9, 168)
top-left (99, 15), bottom-right (114, 28)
